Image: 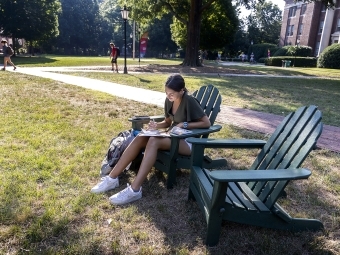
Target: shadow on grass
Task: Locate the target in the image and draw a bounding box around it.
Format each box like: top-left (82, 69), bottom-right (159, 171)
top-left (128, 74), bottom-right (153, 84)
top-left (101, 169), bottom-right (332, 255)
top-left (10, 55), bottom-right (58, 66)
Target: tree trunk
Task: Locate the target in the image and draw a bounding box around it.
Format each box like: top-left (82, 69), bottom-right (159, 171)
top-left (182, 0), bottom-right (202, 66)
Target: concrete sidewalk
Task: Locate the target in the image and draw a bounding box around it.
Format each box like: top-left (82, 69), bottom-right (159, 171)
top-left (14, 67), bottom-right (340, 153)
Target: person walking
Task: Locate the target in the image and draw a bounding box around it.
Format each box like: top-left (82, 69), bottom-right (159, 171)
top-left (109, 43), bottom-right (119, 73)
top-left (91, 74), bottom-right (211, 205)
top-left (1, 40), bottom-right (16, 71)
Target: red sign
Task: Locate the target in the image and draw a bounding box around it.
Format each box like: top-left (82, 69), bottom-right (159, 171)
top-left (140, 32), bottom-right (148, 57)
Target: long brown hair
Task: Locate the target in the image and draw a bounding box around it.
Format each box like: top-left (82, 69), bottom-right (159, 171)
top-left (164, 74), bottom-right (188, 92)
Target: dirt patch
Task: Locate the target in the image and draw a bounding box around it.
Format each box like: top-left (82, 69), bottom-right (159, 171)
top-left (77, 64), bottom-right (257, 75)
top-left (128, 64), bottom-right (254, 74)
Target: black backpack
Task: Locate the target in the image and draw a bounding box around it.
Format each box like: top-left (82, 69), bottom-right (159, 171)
top-left (116, 48), bottom-right (120, 57)
top-left (6, 46), bottom-right (14, 56)
top-left (100, 129), bottom-right (135, 176)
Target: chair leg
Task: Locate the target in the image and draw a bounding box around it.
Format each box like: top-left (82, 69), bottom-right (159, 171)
top-left (205, 212), bottom-right (223, 246)
top-left (129, 151), bottom-right (143, 172)
top-left (188, 187), bottom-right (196, 201)
top-left (166, 166), bottom-right (177, 189)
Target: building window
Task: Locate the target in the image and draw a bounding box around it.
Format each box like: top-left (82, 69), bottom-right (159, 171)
top-left (319, 21), bottom-right (324, 34)
top-left (288, 6), bottom-right (297, 17)
top-left (301, 4), bottom-right (307, 15)
top-left (299, 24), bottom-right (304, 35)
top-left (287, 25), bottom-right (294, 36)
top-left (337, 18), bottom-right (340, 32)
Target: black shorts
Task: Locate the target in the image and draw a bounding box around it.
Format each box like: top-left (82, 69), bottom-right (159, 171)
top-left (111, 58), bottom-right (117, 64)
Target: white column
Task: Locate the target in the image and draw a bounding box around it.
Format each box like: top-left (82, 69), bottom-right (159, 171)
top-left (318, 5), bottom-right (335, 56)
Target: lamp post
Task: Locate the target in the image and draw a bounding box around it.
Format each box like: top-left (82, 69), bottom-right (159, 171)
top-left (138, 27), bottom-right (141, 66)
top-left (293, 38), bottom-right (300, 67)
top-left (121, 5), bottom-right (129, 74)
top-left (130, 33), bottom-right (133, 57)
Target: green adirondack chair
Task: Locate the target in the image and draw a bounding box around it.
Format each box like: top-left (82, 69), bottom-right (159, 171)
top-left (187, 105), bottom-right (324, 246)
top-left (129, 85), bottom-right (227, 189)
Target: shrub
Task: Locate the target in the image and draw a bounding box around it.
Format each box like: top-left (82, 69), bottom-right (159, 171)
top-left (258, 57), bottom-right (267, 63)
top-left (273, 45), bottom-right (312, 57)
top-left (248, 43), bottom-right (277, 61)
top-left (286, 45), bottom-right (312, 57)
top-left (273, 46), bottom-right (289, 56)
top-left (265, 56), bottom-right (317, 67)
top-left (317, 44), bottom-right (340, 69)
top-left (269, 47), bottom-right (280, 56)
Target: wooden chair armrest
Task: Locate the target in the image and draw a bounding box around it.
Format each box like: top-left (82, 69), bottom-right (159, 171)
top-left (207, 168), bottom-right (311, 182)
top-left (169, 125), bottom-right (222, 139)
top-left (187, 138), bottom-right (267, 149)
top-left (128, 115), bottom-right (165, 130)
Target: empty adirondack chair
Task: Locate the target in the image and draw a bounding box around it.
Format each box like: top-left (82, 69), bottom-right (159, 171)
top-left (187, 105), bottom-right (324, 246)
top-left (129, 85), bottom-right (227, 189)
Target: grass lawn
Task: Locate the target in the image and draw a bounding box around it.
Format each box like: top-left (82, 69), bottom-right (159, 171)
top-left (11, 55), bottom-right (340, 78)
top-left (0, 67), bottom-right (339, 254)
top-left (60, 72), bottom-right (340, 127)
top-left (10, 54), bottom-right (183, 67)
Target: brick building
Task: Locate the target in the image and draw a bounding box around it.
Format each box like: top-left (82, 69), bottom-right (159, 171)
top-left (279, 0), bottom-right (340, 56)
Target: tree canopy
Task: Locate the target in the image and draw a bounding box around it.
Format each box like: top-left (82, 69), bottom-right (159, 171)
top-left (246, 1), bottom-right (282, 45)
top-left (0, 0), bottom-right (61, 42)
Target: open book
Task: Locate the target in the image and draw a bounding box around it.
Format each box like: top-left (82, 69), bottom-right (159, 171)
top-left (139, 127), bottom-right (193, 137)
top-left (139, 129), bottom-right (170, 137)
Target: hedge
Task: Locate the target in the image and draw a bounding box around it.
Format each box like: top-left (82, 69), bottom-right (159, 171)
top-left (265, 56), bottom-right (317, 67)
top-left (273, 45), bottom-right (313, 57)
top-left (317, 44), bottom-right (340, 69)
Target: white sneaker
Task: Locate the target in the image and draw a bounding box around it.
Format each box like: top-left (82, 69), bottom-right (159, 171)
top-left (109, 184), bottom-right (142, 205)
top-left (91, 176), bottom-right (119, 193)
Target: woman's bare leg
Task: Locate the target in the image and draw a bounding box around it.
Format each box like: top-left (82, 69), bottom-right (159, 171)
top-left (131, 137), bottom-right (191, 190)
top-left (108, 135), bottom-right (149, 178)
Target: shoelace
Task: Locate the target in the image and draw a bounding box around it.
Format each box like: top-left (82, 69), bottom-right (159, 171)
top-left (99, 176), bottom-right (111, 186)
top-left (118, 186), bottom-right (132, 198)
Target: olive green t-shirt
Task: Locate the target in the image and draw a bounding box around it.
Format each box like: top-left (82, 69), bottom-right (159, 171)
top-left (164, 92), bottom-right (206, 127)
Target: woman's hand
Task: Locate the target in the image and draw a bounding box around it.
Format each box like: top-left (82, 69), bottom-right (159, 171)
top-left (147, 119), bottom-right (157, 130)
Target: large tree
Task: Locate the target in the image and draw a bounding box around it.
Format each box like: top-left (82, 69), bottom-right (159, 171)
top-left (147, 14), bottom-right (178, 57)
top-left (57, 0), bottom-right (104, 54)
top-left (119, 0), bottom-right (242, 66)
top-left (119, 0), bottom-right (336, 66)
top-left (246, 1), bottom-right (282, 45)
top-left (0, 0), bottom-right (61, 52)
top-left (170, 0), bottom-right (238, 51)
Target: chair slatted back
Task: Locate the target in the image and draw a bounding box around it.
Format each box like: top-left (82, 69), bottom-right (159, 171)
top-left (192, 85), bottom-right (221, 125)
top-left (247, 105), bottom-right (323, 208)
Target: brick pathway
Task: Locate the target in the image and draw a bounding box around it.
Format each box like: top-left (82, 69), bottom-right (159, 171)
top-left (218, 106), bottom-right (340, 153)
top-left (14, 67), bottom-right (340, 153)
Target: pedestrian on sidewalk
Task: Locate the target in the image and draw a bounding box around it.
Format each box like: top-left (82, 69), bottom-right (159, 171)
top-left (1, 39), bottom-right (16, 71)
top-left (109, 43), bottom-right (119, 73)
top-left (91, 74), bottom-right (211, 205)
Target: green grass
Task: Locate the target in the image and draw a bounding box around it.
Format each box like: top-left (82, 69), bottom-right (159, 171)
top-left (0, 71), bottom-right (339, 254)
top-left (11, 55), bottom-right (340, 79)
top-left (11, 54), bottom-right (183, 67)
top-left (60, 72), bottom-right (340, 127)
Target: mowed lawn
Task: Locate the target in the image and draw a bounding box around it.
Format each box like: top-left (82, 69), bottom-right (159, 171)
top-left (63, 71), bottom-right (340, 127)
top-left (0, 58), bottom-right (339, 254)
